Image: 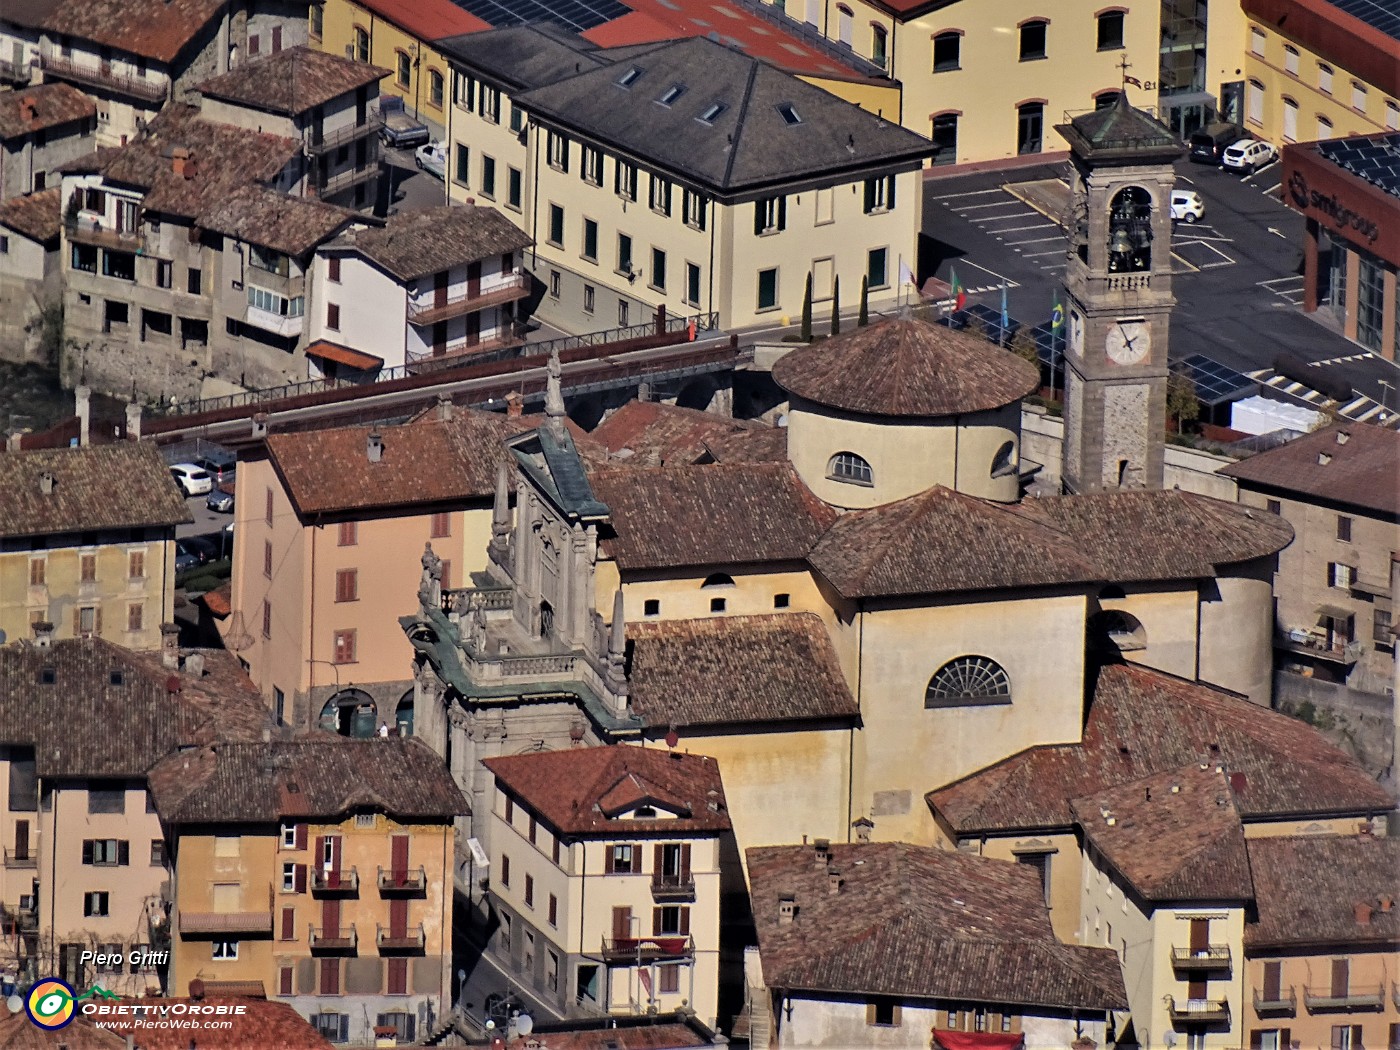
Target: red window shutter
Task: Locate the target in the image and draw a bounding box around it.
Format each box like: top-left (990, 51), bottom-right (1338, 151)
top-left (390, 899), bottom-right (408, 938)
top-left (315, 836), bottom-right (326, 867)
top-left (294, 863), bottom-right (307, 893)
top-left (652, 907), bottom-right (663, 936)
top-left (322, 898), bottom-right (340, 934)
top-left (320, 958), bottom-right (339, 995)
top-left (279, 966), bottom-right (293, 996)
top-left (281, 906), bottom-right (295, 940)
top-left (680, 844), bottom-right (691, 881)
top-left (604, 848), bottom-right (615, 874)
top-left (391, 834), bottom-right (409, 880)
top-left (388, 957), bottom-right (408, 994)
top-left (634, 844), bottom-right (642, 872)
top-left (653, 844), bottom-right (663, 877)
top-left (612, 906), bottom-right (630, 940)
top-left (295, 824), bottom-right (308, 850)
top-left (679, 907), bottom-right (690, 936)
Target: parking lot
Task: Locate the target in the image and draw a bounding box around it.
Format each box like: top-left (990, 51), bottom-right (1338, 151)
top-left (922, 153), bottom-right (1400, 412)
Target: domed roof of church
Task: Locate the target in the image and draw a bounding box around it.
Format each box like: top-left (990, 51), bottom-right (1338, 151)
top-left (771, 317), bottom-right (1040, 419)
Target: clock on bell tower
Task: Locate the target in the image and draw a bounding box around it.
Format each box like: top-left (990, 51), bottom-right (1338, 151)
top-left (1055, 95), bottom-right (1185, 494)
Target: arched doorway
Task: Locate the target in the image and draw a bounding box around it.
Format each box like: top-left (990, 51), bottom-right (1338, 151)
top-left (319, 689), bottom-right (378, 738)
top-left (395, 691), bottom-right (415, 737)
top-left (539, 600), bottom-right (554, 640)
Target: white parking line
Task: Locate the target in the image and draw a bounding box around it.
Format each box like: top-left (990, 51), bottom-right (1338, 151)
top-left (1021, 248), bottom-right (1066, 258)
top-left (957, 259), bottom-right (1022, 288)
top-left (1260, 182), bottom-right (1281, 196)
top-left (979, 210), bottom-right (1042, 223)
top-left (930, 188), bottom-right (1005, 201)
top-left (950, 200), bottom-right (1027, 212)
top-left (1008, 235), bottom-right (1067, 245)
top-left (992, 223), bottom-right (1056, 233)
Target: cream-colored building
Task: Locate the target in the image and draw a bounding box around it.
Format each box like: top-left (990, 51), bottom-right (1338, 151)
top-left (0, 441), bottom-right (187, 651)
top-left (1240, 0), bottom-right (1399, 149)
top-left (150, 738), bottom-right (466, 1046)
top-left (481, 746), bottom-right (730, 1027)
top-left (439, 28), bottom-right (931, 333)
top-left (1223, 423), bottom-right (1398, 697)
top-left (226, 405), bottom-right (536, 735)
top-left (0, 632), bottom-right (271, 994)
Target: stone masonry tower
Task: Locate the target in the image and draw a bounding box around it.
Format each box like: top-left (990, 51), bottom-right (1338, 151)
top-left (1057, 96), bottom-right (1185, 493)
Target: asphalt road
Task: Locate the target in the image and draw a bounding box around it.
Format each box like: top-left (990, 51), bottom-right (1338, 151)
top-left (175, 491), bottom-right (234, 542)
top-left (921, 157), bottom-right (1400, 408)
top-left (383, 145), bottom-right (449, 212)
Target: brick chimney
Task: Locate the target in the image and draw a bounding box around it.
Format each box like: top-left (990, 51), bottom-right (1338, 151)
top-left (38, 470), bottom-right (55, 495)
top-left (75, 384), bottom-right (90, 446)
top-left (504, 391), bottom-right (523, 418)
top-left (251, 412), bottom-right (269, 439)
top-left (171, 146), bottom-right (192, 178)
top-left (1380, 895), bottom-right (1393, 914)
top-left (826, 867), bottom-right (842, 895)
top-left (184, 652), bottom-right (205, 679)
top-left (31, 620), bottom-right (54, 649)
top-left (18, 96), bottom-right (36, 123)
top-left (367, 431), bottom-right (384, 463)
top-left (777, 894), bottom-right (796, 926)
top-left (813, 838), bottom-right (830, 868)
top-left (1354, 901), bottom-right (1373, 926)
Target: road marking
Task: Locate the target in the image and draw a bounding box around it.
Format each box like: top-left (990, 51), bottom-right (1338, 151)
top-left (987, 223), bottom-right (1055, 235)
top-left (1021, 248), bottom-right (1066, 258)
top-left (1260, 181), bottom-right (1281, 196)
top-left (979, 212), bottom-right (1043, 224)
top-left (1171, 252), bottom-right (1200, 274)
top-left (957, 258), bottom-right (1022, 288)
top-left (1177, 174), bottom-right (1196, 186)
top-left (1005, 235), bottom-right (1065, 245)
top-left (1308, 351), bottom-right (1375, 367)
top-left (1251, 159), bottom-right (1279, 178)
top-left (930, 188), bottom-right (1005, 201)
top-left (1258, 276), bottom-right (1303, 287)
top-left (950, 200), bottom-right (1027, 211)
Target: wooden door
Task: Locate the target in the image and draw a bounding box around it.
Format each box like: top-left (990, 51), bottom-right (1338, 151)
top-left (389, 899), bottom-right (408, 938)
top-left (13, 820), bottom-right (28, 861)
top-left (465, 311), bottom-right (480, 347)
top-left (432, 322), bottom-right (446, 354)
top-left (467, 261), bottom-right (481, 298)
top-left (1189, 918), bottom-right (1208, 955)
top-left (322, 898), bottom-right (341, 938)
top-left (1262, 960), bottom-right (1281, 1001)
top-left (1330, 958), bottom-right (1348, 998)
top-left (434, 270), bottom-right (449, 308)
top-left (611, 906), bottom-right (631, 941)
top-left (391, 835), bottom-right (409, 885)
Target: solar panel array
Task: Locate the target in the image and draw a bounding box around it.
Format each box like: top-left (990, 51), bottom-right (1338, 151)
top-left (1174, 354), bottom-right (1254, 407)
top-left (1327, 0), bottom-right (1400, 40)
top-left (1316, 133), bottom-right (1400, 199)
top-left (451, 0), bottom-right (629, 32)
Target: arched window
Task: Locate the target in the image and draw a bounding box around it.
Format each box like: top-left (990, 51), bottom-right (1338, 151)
top-left (1317, 63), bottom-right (1333, 94)
top-left (1281, 96), bottom-right (1298, 142)
top-left (1094, 90), bottom-right (1121, 110)
top-left (1107, 185), bottom-right (1152, 273)
top-left (319, 689), bottom-right (378, 737)
top-left (871, 25), bottom-right (888, 69)
top-left (1095, 9), bottom-right (1124, 50)
top-left (827, 451), bottom-right (873, 486)
top-left (395, 691), bottom-right (414, 737)
top-left (991, 440), bottom-right (1017, 477)
top-left (428, 69), bottom-right (445, 109)
top-left (932, 31), bottom-right (961, 72)
top-left (353, 26), bottom-right (370, 64)
top-left (1018, 19), bottom-right (1048, 61)
top-left (1316, 114), bottom-right (1333, 140)
top-left (701, 573), bottom-right (735, 588)
top-left (1088, 609), bottom-right (1147, 653)
top-left (395, 49), bottom-right (411, 89)
top-left (924, 656), bottom-right (1012, 708)
top-left (837, 5), bottom-right (854, 48)
top-left (1016, 100), bottom-right (1044, 155)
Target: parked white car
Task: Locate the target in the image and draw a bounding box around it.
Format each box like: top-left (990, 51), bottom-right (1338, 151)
top-left (415, 141), bottom-right (447, 180)
top-left (169, 463), bottom-right (213, 497)
top-left (1170, 189), bottom-right (1205, 223)
top-left (1221, 139), bottom-right (1277, 174)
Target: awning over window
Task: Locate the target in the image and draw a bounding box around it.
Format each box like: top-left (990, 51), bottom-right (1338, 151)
top-left (932, 1032), bottom-right (1025, 1050)
top-left (305, 340), bottom-right (383, 371)
top-left (1315, 604), bottom-right (1353, 622)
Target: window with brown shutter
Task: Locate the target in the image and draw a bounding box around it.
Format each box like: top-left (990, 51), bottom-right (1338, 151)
top-left (1263, 960), bottom-right (1282, 1001)
top-left (439, 560), bottom-right (451, 590)
top-left (80, 554), bottom-right (96, 582)
top-left (294, 863), bottom-right (307, 893)
top-left (328, 256), bottom-right (341, 283)
top-left (1331, 958), bottom-right (1349, 998)
top-left (278, 966), bottom-right (294, 996)
top-left (262, 600), bottom-right (272, 638)
top-left (128, 550), bottom-right (144, 579)
top-left (295, 824), bottom-right (308, 850)
top-left (264, 540), bottom-right (273, 578)
top-left (659, 964), bottom-right (680, 994)
top-left (387, 958), bottom-right (408, 995)
top-left (552, 838), bottom-right (562, 865)
top-left (332, 629), bottom-right (356, 664)
top-left (127, 602), bottom-right (143, 632)
top-left (265, 489), bottom-right (274, 525)
top-left (326, 302), bottom-right (340, 330)
top-left (611, 906), bottom-right (631, 940)
top-left (430, 512), bottom-right (451, 538)
top-left (501, 854), bottom-right (510, 887)
top-left (524, 874), bottom-right (534, 908)
top-left (280, 907), bottom-right (295, 940)
top-left (319, 958), bottom-right (339, 995)
top-left (504, 797), bottom-right (514, 824)
top-left (338, 521), bottom-right (357, 546)
top-left (866, 999), bottom-right (901, 1026)
top-left (335, 569), bottom-right (358, 602)
top-left (29, 558), bottom-right (45, 586)
top-left (528, 817), bottom-right (537, 845)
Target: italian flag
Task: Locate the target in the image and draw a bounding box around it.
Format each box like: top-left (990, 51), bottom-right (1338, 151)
top-left (950, 268), bottom-right (967, 311)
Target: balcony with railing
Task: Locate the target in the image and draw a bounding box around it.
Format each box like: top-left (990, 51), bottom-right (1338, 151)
top-left (0, 902), bottom-right (37, 933)
top-left (0, 57), bottom-right (32, 84)
top-left (307, 114), bottom-right (383, 154)
top-left (378, 866), bottom-right (427, 894)
top-left (179, 910), bottom-right (273, 936)
top-left (1275, 629), bottom-right (1363, 664)
top-left (1304, 984), bottom-right (1384, 1012)
top-left (1253, 985), bottom-right (1296, 1016)
top-left (407, 272), bottom-right (531, 327)
top-left (1167, 996), bottom-right (1230, 1025)
top-left (309, 924), bottom-right (358, 953)
top-left (40, 53), bottom-right (166, 102)
top-left (310, 867), bottom-right (359, 896)
top-left (65, 217), bottom-right (145, 253)
top-left (376, 923), bottom-right (426, 953)
top-left (1171, 945), bottom-right (1232, 972)
top-left (313, 162), bottom-right (380, 199)
top-left (651, 873), bottom-right (696, 903)
top-left (3, 848), bottom-right (36, 869)
top-left (404, 323), bottom-right (527, 372)
top-left (600, 935), bottom-right (694, 964)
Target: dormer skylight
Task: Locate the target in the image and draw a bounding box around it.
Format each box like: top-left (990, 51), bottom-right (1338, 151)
top-left (776, 103), bottom-right (801, 125)
top-left (657, 84), bottom-right (685, 106)
top-left (617, 66), bottom-right (644, 88)
top-left (697, 101), bottom-right (727, 124)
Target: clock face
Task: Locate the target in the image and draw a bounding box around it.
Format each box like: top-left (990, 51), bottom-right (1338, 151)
top-left (1105, 320), bottom-right (1150, 365)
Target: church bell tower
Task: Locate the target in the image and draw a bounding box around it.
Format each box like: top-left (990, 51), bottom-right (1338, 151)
top-left (1057, 96), bottom-right (1185, 493)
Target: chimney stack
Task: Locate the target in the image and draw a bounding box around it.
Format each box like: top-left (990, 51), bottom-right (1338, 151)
top-left (184, 652), bottom-right (205, 679)
top-left (38, 470), bottom-right (55, 495)
top-left (852, 816), bottom-right (874, 843)
top-left (160, 622), bottom-right (181, 670)
top-left (32, 620), bottom-right (54, 649)
top-left (1380, 895), bottom-right (1394, 914)
top-left (367, 431), bottom-right (384, 463)
top-left (777, 895), bottom-right (796, 926)
top-left (1354, 901), bottom-right (1373, 926)
top-left (19, 97), bottom-right (36, 123)
top-left (436, 393), bottom-right (453, 421)
top-left (826, 867), bottom-right (842, 895)
top-left (505, 391), bottom-right (523, 418)
top-left (813, 838), bottom-right (830, 868)
top-left (75, 385), bottom-right (91, 446)
top-left (171, 146), bottom-right (191, 178)
top-left (125, 402), bottom-right (142, 441)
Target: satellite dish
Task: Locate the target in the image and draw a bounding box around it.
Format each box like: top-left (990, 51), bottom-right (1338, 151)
top-left (516, 1013), bottom-right (534, 1037)
top-left (1163, 1033), bottom-right (1177, 1048)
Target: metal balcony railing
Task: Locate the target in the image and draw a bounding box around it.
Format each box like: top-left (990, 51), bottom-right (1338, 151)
top-left (406, 273), bottom-right (530, 326)
top-left (1253, 985), bottom-right (1296, 1015)
top-left (0, 57), bottom-right (32, 84)
top-left (600, 935), bottom-right (693, 963)
top-left (307, 114), bottom-right (383, 154)
top-left (1303, 984), bottom-right (1384, 1011)
top-left (64, 217), bottom-right (145, 252)
top-left (1166, 996), bottom-right (1230, 1024)
top-left (376, 923), bottom-right (426, 952)
top-left (314, 163), bottom-right (380, 199)
top-left (405, 324), bottom-right (527, 371)
top-left (3, 848), bottom-right (36, 868)
top-left (650, 873), bottom-right (696, 903)
top-left (41, 53), bottom-right (166, 102)
top-left (1171, 945), bottom-right (1232, 970)
top-left (308, 924), bottom-right (358, 952)
top-left (377, 866), bottom-right (427, 893)
top-left (310, 867), bottom-right (359, 894)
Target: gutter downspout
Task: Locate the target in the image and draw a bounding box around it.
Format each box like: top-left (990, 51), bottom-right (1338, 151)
top-left (849, 600), bottom-right (862, 841)
top-left (308, 515), bottom-right (318, 730)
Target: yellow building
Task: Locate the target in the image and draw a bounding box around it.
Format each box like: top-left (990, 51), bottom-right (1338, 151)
top-left (1241, 0), bottom-right (1400, 149)
top-left (0, 632), bottom-right (270, 994)
top-left (150, 737), bottom-right (467, 1047)
top-left (0, 440), bottom-right (188, 651)
top-left (481, 746), bottom-right (731, 1027)
top-left (440, 29), bottom-right (931, 333)
top-left (226, 404), bottom-right (534, 735)
top-left (315, 0), bottom-right (488, 139)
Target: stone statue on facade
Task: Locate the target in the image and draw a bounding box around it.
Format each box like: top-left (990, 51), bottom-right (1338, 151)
top-left (418, 542), bottom-right (443, 609)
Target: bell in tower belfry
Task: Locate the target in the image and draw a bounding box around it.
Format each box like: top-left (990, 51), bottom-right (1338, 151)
top-left (1055, 94), bottom-right (1185, 493)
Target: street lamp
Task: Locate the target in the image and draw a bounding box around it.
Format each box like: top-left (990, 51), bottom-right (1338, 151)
top-left (455, 968), bottom-right (466, 1016)
top-left (1378, 379), bottom-right (1394, 414)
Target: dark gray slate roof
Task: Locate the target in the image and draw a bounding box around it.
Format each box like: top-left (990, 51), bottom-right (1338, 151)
top-left (1056, 94), bottom-right (1183, 161)
top-left (516, 35), bottom-right (933, 196)
top-left (437, 24), bottom-right (607, 90)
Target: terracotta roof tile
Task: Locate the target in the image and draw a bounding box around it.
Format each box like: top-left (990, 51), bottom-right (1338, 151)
top-left (0, 187), bottom-right (61, 243)
top-left (928, 664), bottom-right (1394, 835)
top-left (197, 47), bottom-right (388, 115)
top-left (351, 0), bottom-right (489, 41)
top-left (0, 1010), bottom-right (127, 1048)
top-left (701, 424), bottom-right (789, 464)
top-left (1220, 423), bottom-right (1400, 517)
top-left (0, 441), bottom-right (190, 538)
top-left (592, 400), bottom-right (777, 466)
top-left (102, 997), bottom-right (334, 1048)
top-left (517, 1020), bottom-right (712, 1050)
top-left (589, 463), bottom-right (838, 571)
top-left (1245, 834), bottom-right (1400, 949)
top-left (747, 843), bottom-right (1128, 1010)
top-left (0, 639), bottom-right (271, 779)
top-left (197, 184), bottom-right (361, 257)
top-left (266, 409), bottom-right (534, 516)
top-left (628, 613), bottom-right (858, 728)
top-left (327, 204), bottom-right (532, 282)
top-left (1070, 765), bottom-right (1254, 902)
top-left (772, 318), bottom-right (1040, 418)
top-left (40, 0), bottom-right (227, 64)
top-left (200, 581), bottom-right (232, 618)
top-left (0, 83), bottom-right (94, 140)
top-left (483, 745), bottom-right (730, 836)
top-left (150, 738), bottom-right (468, 824)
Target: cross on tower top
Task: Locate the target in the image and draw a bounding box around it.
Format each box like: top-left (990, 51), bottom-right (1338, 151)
top-left (1118, 54), bottom-right (1142, 89)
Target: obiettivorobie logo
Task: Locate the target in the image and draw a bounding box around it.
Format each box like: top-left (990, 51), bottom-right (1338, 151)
top-left (15, 977), bottom-right (120, 1031)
